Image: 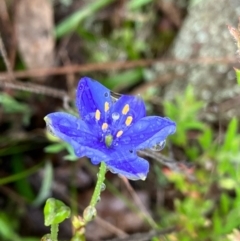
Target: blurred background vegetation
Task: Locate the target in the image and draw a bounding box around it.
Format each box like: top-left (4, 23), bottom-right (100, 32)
top-left (1, 0), bottom-right (240, 240)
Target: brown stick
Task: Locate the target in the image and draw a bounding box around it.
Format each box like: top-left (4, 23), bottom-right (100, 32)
top-left (121, 176), bottom-right (158, 229)
top-left (0, 57), bottom-right (237, 80)
top-left (0, 32), bottom-right (14, 81)
top-left (0, 79), bottom-right (69, 100)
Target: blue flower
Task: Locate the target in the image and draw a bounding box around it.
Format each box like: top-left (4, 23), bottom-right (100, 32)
top-left (44, 77), bottom-right (176, 180)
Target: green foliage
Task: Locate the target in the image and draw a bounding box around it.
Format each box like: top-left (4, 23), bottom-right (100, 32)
top-left (72, 0), bottom-right (163, 64)
top-left (198, 117), bottom-right (240, 185)
top-left (127, 0), bottom-right (154, 10)
top-left (163, 85), bottom-right (205, 147)
top-left (0, 212), bottom-right (38, 241)
top-left (55, 0), bottom-right (155, 39)
top-left (157, 85), bottom-right (240, 241)
top-left (43, 198), bottom-right (71, 241)
top-left (55, 0), bottom-right (115, 38)
top-left (76, 24), bottom-right (149, 62)
top-left (0, 93), bottom-right (31, 125)
top-left (0, 162), bottom-right (42, 186)
top-left (32, 161), bottom-right (53, 206)
top-left (0, 93), bottom-right (30, 114)
top-left (11, 155), bottom-right (35, 201)
top-left (44, 198), bottom-right (71, 226)
top-left (45, 130), bottom-right (78, 161)
top-left (235, 68), bottom-right (240, 85)
top-left (44, 141), bottom-right (78, 161)
top-left (102, 69), bottom-right (143, 90)
top-left (0, 212), bottom-right (20, 241)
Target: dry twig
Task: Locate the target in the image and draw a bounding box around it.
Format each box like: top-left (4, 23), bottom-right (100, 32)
top-left (0, 32), bottom-right (14, 81)
top-left (120, 176), bottom-right (158, 229)
top-left (0, 57), bottom-right (236, 80)
top-left (139, 149), bottom-right (196, 181)
top-left (0, 79), bottom-right (69, 99)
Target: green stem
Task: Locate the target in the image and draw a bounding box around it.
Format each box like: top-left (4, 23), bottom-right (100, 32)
top-left (90, 162), bottom-right (107, 207)
top-left (50, 223), bottom-right (59, 241)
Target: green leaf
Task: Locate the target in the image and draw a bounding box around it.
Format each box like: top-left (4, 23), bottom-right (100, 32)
top-left (212, 210), bottom-right (222, 234)
top-left (219, 178), bottom-right (236, 190)
top-left (0, 93), bottom-right (31, 125)
top-left (127, 0), bottom-right (153, 10)
top-left (220, 193), bottom-right (231, 214)
top-left (44, 143), bottom-right (66, 153)
top-left (64, 144), bottom-right (78, 161)
top-left (102, 69), bottom-right (143, 90)
top-left (11, 155), bottom-right (35, 201)
top-left (182, 121), bottom-right (205, 130)
top-left (0, 213), bottom-right (20, 241)
top-left (163, 84), bottom-right (205, 148)
top-left (55, 0), bottom-right (116, 38)
top-left (63, 154), bottom-right (78, 161)
top-left (186, 146), bottom-right (199, 160)
top-left (0, 162), bottom-right (43, 186)
top-left (44, 198), bottom-right (71, 226)
top-left (0, 93), bottom-right (30, 113)
top-left (224, 209), bottom-right (240, 232)
top-left (198, 127), bottom-right (213, 150)
top-left (222, 118), bottom-right (238, 151)
top-left (235, 68), bottom-right (240, 85)
top-left (33, 161), bottom-right (53, 206)
top-left (164, 101), bottom-right (179, 119)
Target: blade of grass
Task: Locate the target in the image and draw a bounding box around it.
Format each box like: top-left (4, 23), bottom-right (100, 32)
top-left (55, 0), bottom-right (116, 38)
top-left (0, 144), bottom-right (33, 156)
top-left (0, 213), bottom-right (21, 241)
top-left (0, 162), bottom-right (43, 186)
top-left (234, 68), bottom-right (240, 85)
top-left (32, 161), bottom-right (53, 206)
top-left (222, 117), bottom-right (238, 151)
top-left (11, 154), bottom-right (35, 200)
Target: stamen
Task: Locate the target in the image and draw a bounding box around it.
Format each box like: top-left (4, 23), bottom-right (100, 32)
top-left (125, 116), bottom-right (133, 126)
top-left (122, 104), bottom-right (130, 115)
top-left (102, 123), bottom-right (108, 130)
top-left (104, 102), bottom-right (110, 112)
top-left (116, 130), bottom-right (123, 137)
top-left (95, 109), bottom-right (101, 121)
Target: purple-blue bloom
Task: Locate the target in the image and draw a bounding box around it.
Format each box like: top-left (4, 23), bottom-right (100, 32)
top-left (44, 77), bottom-right (176, 180)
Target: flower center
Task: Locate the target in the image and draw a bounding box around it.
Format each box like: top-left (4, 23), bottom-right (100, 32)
top-left (94, 102), bottom-right (134, 147)
top-left (105, 134), bottom-right (113, 147)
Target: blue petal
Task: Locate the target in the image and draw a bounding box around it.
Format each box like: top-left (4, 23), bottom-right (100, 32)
top-left (76, 77), bottom-right (112, 121)
top-left (75, 145), bottom-right (111, 165)
top-left (105, 151), bottom-right (149, 180)
top-left (111, 94), bottom-right (146, 122)
top-left (118, 116), bottom-right (176, 150)
top-left (44, 112), bottom-right (96, 145)
top-left (45, 112), bottom-right (113, 165)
